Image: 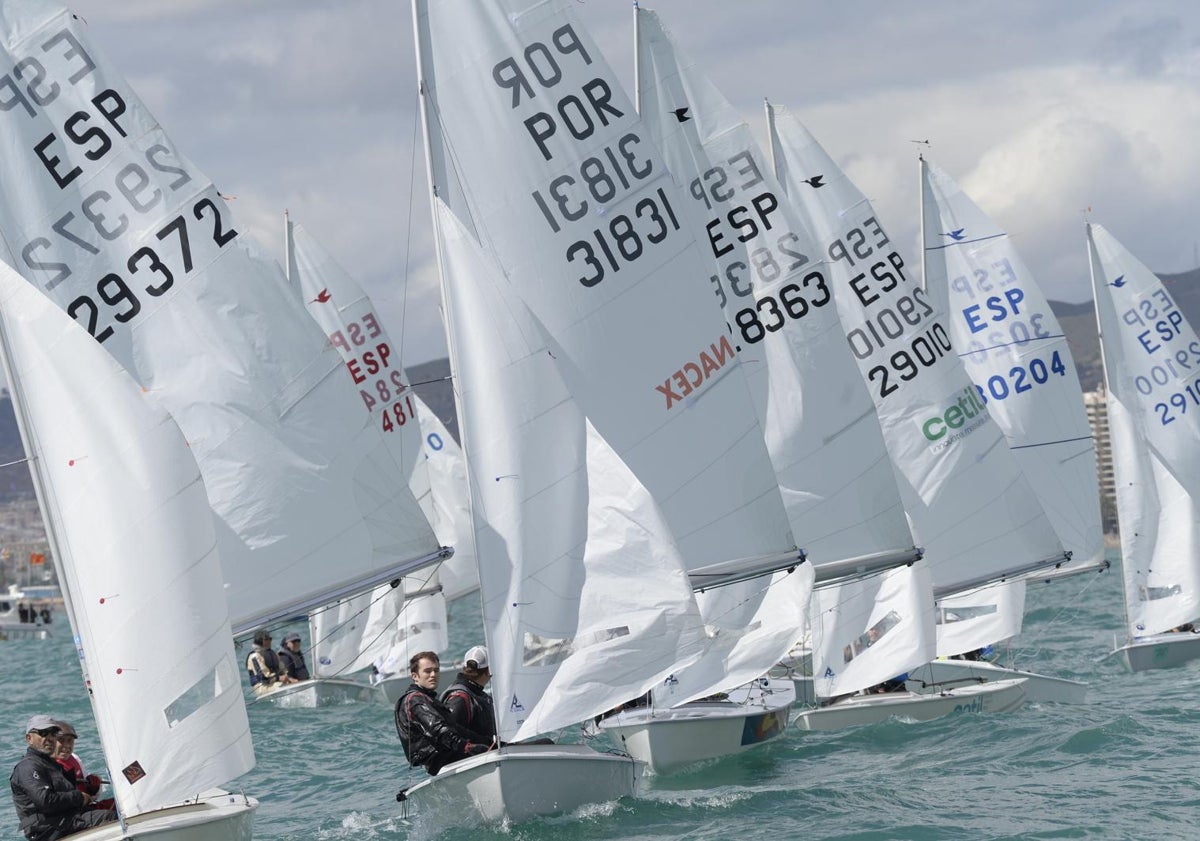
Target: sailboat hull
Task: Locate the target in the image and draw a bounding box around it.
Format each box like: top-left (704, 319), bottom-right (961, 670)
top-left (253, 677), bottom-right (374, 708)
top-left (372, 674), bottom-right (409, 707)
top-left (399, 744), bottom-right (643, 827)
top-left (792, 678), bottom-right (1028, 731)
top-left (597, 679), bottom-right (795, 774)
top-left (65, 790), bottom-right (256, 841)
top-left (905, 659), bottom-right (1087, 704)
top-left (1113, 632), bottom-right (1200, 672)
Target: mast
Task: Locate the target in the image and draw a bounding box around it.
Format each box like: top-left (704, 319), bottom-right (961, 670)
top-left (632, 1), bottom-right (641, 115)
top-left (918, 154), bottom-right (927, 292)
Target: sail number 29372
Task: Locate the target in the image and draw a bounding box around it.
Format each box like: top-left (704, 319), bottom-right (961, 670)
top-left (64, 195), bottom-right (236, 344)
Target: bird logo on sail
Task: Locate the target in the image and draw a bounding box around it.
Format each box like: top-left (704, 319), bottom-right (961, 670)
top-left (311, 288), bottom-right (332, 304)
top-left (942, 229), bottom-right (966, 241)
top-left (672, 106), bottom-right (691, 123)
top-left (823, 666), bottom-right (835, 678)
top-left (803, 175), bottom-right (825, 189)
top-left (1111, 275), bottom-right (1126, 288)
top-left (510, 694), bottom-right (525, 712)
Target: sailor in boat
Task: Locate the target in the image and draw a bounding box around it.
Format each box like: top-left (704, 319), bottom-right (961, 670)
top-left (48, 722), bottom-right (112, 812)
top-left (395, 651), bottom-right (491, 775)
top-left (9, 715), bottom-right (117, 840)
top-left (440, 646), bottom-right (497, 745)
top-left (277, 631), bottom-right (311, 682)
top-left (245, 629), bottom-right (298, 696)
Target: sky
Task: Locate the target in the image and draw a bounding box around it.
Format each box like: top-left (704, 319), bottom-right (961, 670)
top-left (62, 0), bottom-right (1200, 367)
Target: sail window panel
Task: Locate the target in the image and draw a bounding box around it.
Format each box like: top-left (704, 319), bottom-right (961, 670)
top-left (936, 603), bottom-right (999, 624)
top-left (522, 626), bottom-right (630, 667)
top-left (163, 658), bottom-right (238, 728)
top-left (841, 610), bottom-right (901, 665)
top-left (1139, 584), bottom-right (1183, 601)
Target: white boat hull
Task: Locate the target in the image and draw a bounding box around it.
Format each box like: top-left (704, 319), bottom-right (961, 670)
top-left (793, 678), bottom-right (1028, 731)
top-left (905, 659), bottom-right (1087, 704)
top-left (399, 744), bottom-right (643, 828)
top-left (0, 621), bottom-right (51, 640)
top-left (66, 790), bottom-right (256, 840)
top-left (1113, 632), bottom-right (1200, 672)
top-left (253, 677), bottom-right (374, 708)
top-left (373, 674), bottom-right (408, 706)
top-left (597, 679), bottom-right (794, 774)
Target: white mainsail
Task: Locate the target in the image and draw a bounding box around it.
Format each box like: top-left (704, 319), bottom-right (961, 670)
top-left (0, 259), bottom-right (254, 817)
top-left (633, 5), bottom-right (918, 700)
top-left (284, 216), bottom-right (455, 676)
top-left (413, 0), bottom-right (799, 588)
top-left (768, 104), bottom-right (1067, 656)
top-left (921, 157), bottom-right (1104, 577)
top-left (0, 0), bottom-right (444, 635)
top-left (1088, 223), bottom-right (1200, 636)
top-left (436, 196), bottom-right (708, 740)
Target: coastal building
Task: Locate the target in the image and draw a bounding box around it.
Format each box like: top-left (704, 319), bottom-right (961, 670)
top-left (1083, 387), bottom-right (1118, 535)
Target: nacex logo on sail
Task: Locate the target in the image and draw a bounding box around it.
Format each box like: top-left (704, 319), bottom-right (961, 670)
top-left (657, 334), bottom-right (737, 409)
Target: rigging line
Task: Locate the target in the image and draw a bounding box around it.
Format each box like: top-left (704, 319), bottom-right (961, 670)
top-left (306, 578), bottom-right (411, 678)
top-left (0, 456), bottom-right (30, 470)
top-left (954, 333), bottom-right (1067, 356)
top-left (1010, 569), bottom-right (1106, 663)
top-left (1008, 434), bottom-right (1097, 451)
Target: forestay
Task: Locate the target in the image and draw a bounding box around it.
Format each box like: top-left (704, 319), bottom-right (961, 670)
top-left (436, 197), bottom-right (708, 741)
top-left (413, 0), bottom-right (798, 585)
top-left (921, 157), bottom-right (1103, 578)
top-left (0, 260), bottom-right (253, 817)
top-left (0, 0), bottom-right (443, 634)
top-left (768, 104), bottom-right (1066, 656)
top-left (1088, 223), bottom-right (1200, 636)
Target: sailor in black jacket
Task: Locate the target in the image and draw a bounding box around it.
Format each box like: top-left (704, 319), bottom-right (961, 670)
top-left (9, 715), bottom-right (116, 841)
top-left (441, 645), bottom-right (497, 744)
top-left (394, 652), bottom-right (490, 775)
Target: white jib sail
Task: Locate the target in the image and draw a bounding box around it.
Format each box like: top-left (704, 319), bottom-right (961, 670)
top-left (811, 564), bottom-right (936, 698)
top-left (635, 7), bottom-right (916, 571)
top-left (768, 104), bottom-right (1066, 655)
top-left (921, 157), bottom-right (1104, 577)
top-left (436, 196), bottom-right (708, 741)
top-left (285, 217), bottom-right (451, 675)
top-left (0, 1), bottom-right (442, 633)
top-left (413, 0), bottom-right (798, 584)
top-left (1088, 223), bottom-right (1200, 636)
top-left (412, 395), bottom-right (479, 602)
top-left (0, 260), bottom-right (253, 816)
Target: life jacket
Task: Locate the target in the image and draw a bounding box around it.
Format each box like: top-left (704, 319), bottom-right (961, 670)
top-left (441, 673), bottom-right (497, 743)
top-left (246, 646), bottom-right (283, 687)
top-left (278, 647), bottom-right (310, 680)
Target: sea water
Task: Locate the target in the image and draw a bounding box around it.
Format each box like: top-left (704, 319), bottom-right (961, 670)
top-left (4, 551), bottom-right (1199, 840)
